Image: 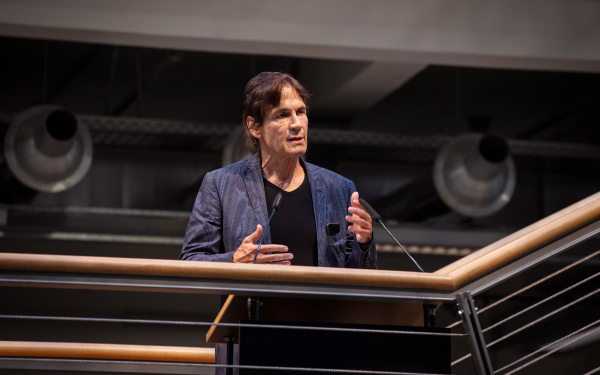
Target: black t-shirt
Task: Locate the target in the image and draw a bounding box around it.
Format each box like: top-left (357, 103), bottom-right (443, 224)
top-left (263, 174), bottom-right (318, 266)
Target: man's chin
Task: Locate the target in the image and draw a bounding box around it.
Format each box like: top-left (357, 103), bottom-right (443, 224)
top-left (287, 143), bottom-right (307, 154)
top-left (295, 147), bottom-right (307, 157)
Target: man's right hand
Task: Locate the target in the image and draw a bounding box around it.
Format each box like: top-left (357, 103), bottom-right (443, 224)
top-left (233, 224), bottom-right (293, 265)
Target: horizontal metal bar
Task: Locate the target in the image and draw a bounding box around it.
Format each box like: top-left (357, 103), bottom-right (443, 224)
top-left (0, 314), bottom-right (208, 327)
top-left (0, 357), bottom-right (213, 375)
top-left (0, 315), bottom-right (464, 337)
top-left (2, 204), bottom-right (190, 218)
top-left (476, 249), bottom-right (600, 315)
top-left (0, 271), bottom-right (456, 304)
top-left (495, 319), bottom-right (600, 375)
top-left (81, 115), bottom-right (237, 138)
top-left (0, 230), bottom-right (183, 245)
top-left (0, 357), bottom-right (449, 375)
top-left (482, 273), bottom-right (599, 333)
top-left (485, 287), bottom-right (599, 348)
top-left (450, 352), bottom-right (472, 367)
top-left (218, 363), bottom-right (447, 374)
top-left (78, 114), bottom-right (600, 159)
top-left (4, 111), bottom-right (600, 159)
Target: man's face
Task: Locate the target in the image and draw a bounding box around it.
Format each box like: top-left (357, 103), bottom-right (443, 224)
top-left (251, 85), bottom-right (308, 161)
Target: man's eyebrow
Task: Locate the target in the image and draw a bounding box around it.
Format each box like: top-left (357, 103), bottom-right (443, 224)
top-left (271, 107), bottom-right (288, 116)
top-left (289, 105), bottom-right (307, 113)
top-left (272, 104), bottom-right (306, 116)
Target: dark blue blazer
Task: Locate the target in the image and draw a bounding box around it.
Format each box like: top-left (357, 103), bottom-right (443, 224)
top-left (181, 153), bottom-right (376, 269)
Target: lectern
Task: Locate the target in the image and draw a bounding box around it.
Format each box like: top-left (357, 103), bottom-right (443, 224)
top-left (208, 295), bottom-right (450, 374)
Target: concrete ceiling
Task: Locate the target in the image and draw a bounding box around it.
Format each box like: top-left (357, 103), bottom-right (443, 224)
top-left (1, 0), bottom-right (600, 122)
top-left (2, 0), bottom-right (600, 72)
top-left (2, 0), bottom-right (600, 120)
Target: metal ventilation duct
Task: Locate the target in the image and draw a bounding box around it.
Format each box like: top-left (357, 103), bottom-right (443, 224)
top-left (433, 133), bottom-right (516, 218)
top-left (2, 105), bottom-right (93, 196)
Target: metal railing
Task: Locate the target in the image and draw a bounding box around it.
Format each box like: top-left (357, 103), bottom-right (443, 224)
top-left (449, 220), bottom-right (600, 374)
top-left (1, 192), bottom-right (600, 374)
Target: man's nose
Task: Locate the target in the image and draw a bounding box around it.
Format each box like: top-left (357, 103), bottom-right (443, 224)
top-left (289, 113), bottom-right (301, 128)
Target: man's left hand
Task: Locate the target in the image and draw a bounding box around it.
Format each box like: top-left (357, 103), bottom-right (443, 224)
top-left (346, 191), bottom-right (373, 244)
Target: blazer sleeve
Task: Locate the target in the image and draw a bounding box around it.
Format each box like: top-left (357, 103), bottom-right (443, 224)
top-left (346, 234), bottom-right (377, 269)
top-left (180, 171), bottom-right (234, 262)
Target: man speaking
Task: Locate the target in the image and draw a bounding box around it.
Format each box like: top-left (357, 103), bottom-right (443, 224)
top-left (180, 71), bottom-right (377, 269)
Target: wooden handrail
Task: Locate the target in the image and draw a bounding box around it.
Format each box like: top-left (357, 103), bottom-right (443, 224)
top-left (0, 341), bottom-right (215, 363)
top-left (1, 192), bottom-right (599, 293)
top-left (0, 252), bottom-right (454, 291)
top-left (436, 190), bottom-right (600, 289)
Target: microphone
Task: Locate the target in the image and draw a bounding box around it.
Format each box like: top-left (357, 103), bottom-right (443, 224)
top-left (252, 192), bottom-right (283, 264)
top-left (359, 198), bottom-right (425, 272)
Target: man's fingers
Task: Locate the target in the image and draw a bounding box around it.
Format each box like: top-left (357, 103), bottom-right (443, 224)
top-left (265, 252), bottom-right (294, 263)
top-left (348, 224), bottom-right (370, 235)
top-left (346, 212), bottom-right (371, 228)
top-left (254, 249), bottom-right (294, 264)
top-left (348, 204), bottom-right (370, 220)
top-left (239, 226), bottom-right (294, 264)
top-left (347, 197), bottom-right (373, 243)
top-left (258, 244), bottom-right (288, 253)
top-left (350, 192), bottom-right (366, 211)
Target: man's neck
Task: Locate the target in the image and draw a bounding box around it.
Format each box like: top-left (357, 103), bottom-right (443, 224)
top-left (261, 156), bottom-right (305, 192)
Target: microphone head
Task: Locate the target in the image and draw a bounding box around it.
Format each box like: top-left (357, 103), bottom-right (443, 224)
top-left (359, 198), bottom-right (381, 221)
top-left (272, 192), bottom-right (283, 210)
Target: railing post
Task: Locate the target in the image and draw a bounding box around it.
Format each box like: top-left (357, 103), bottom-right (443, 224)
top-left (456, 291), bottom-right (494, 375)
top-left (423, 303), bottom-right (437, 327)
top-left (223, 336), bottom-right (236, 375)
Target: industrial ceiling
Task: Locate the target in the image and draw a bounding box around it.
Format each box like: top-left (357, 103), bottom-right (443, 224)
top-left (1, 0), bottom-right (599, 260)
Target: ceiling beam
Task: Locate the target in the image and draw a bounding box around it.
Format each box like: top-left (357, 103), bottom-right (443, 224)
top-left (1, 0), bottom-right (600, 72)
top-left (298, 60), bottom-right (426, 118)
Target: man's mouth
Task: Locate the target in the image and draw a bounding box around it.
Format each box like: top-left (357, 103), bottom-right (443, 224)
top-left (288, 136), bottom-right (304, 143)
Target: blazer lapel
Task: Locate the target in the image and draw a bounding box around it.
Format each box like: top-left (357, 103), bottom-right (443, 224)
top-left (305, 162), bottom-right (327, 266)
top-left (242, 153), bottom-right (269, 241)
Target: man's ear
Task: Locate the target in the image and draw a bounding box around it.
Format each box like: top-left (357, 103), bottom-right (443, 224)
top-left (246, 116), bottom-right (261, 139)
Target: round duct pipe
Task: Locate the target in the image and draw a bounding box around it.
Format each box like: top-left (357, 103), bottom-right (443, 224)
top-left (2, 105), bottom-right (93, 198)
top-left (433, 133), bottom-right (516, 218)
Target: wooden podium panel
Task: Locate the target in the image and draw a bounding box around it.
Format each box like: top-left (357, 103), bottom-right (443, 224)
top-left (207, 295), bottom-right (423, 344)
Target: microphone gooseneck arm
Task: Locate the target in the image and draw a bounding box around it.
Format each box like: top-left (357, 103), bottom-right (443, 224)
top-left (359, 198), bottom-right (425, 273)
top-left (376, 218), bottom-right (425, 273)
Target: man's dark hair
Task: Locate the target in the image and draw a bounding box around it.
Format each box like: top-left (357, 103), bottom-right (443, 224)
top-left (242, 71), bottom-right (310, 150)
